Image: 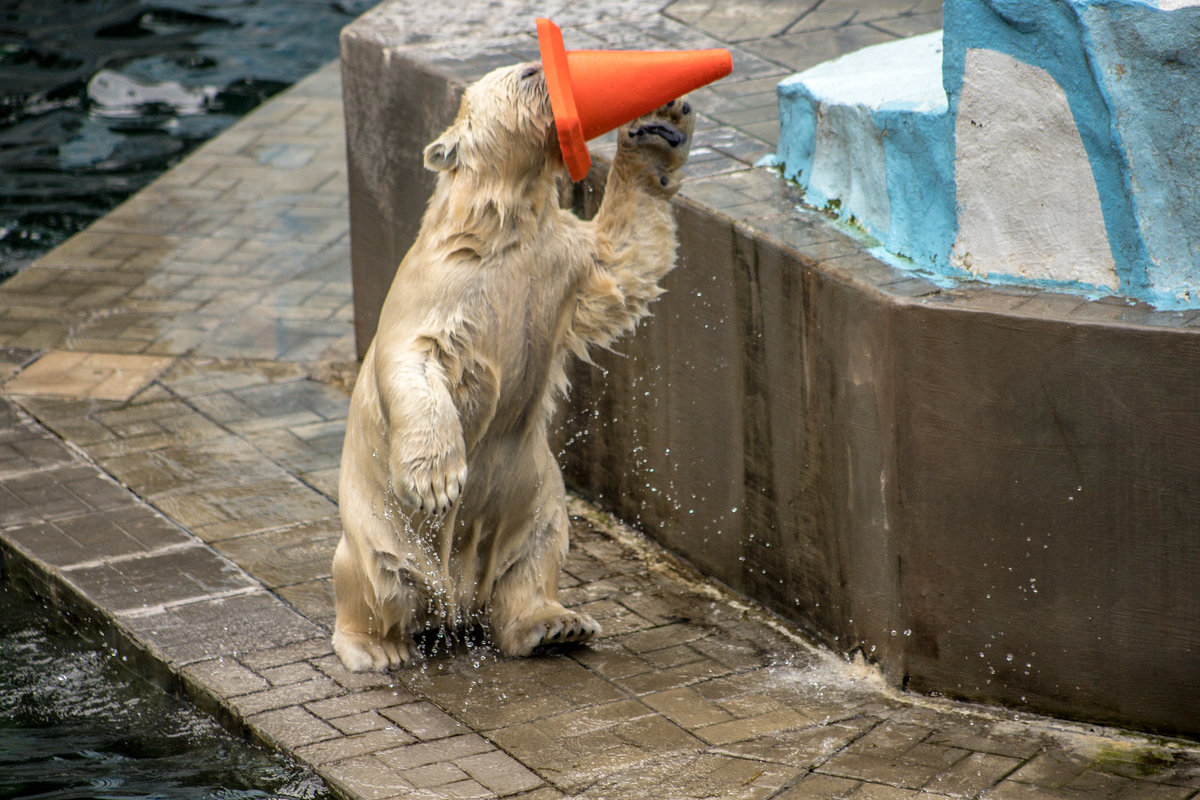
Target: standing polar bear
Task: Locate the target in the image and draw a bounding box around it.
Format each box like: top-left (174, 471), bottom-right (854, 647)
top-left (332, 58), bottom-right (694, 672)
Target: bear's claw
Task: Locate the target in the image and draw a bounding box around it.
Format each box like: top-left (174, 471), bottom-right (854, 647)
top-left (537, 612), bottom-right (601, 647)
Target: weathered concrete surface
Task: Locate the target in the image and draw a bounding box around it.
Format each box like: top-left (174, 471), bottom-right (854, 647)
top-left (343, 0), bottom-right (1200, 737)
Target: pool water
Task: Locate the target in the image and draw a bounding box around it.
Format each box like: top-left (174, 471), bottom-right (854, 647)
top-left (0, 586), bottom-right (331, 800)
top-left (0, 0), bottom-right (375, 277)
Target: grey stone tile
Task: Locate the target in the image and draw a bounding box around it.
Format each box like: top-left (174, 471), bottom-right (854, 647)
top-left (231, 676), bottom-right (343, 717)
top-left (120, 591), bottom-right (325, 666)
top-left (320, 754), bottom-right (418, 800)
top-left (741, 24), bottom-right (900, 73)
top-left (213, 518), bottom-right (340, 588)
top-left (237, 637), bottom-right (335, 670)
top-left (249, 705), bottom-right (342, 750)
top-left (380, 701), bottom-right (470, 741)
top-left (64, 544), bottom-right (259, 613)
top-left (305, 686), bottom-right (421, 721)
top-left (295, 727), bottom-right (418, 767)
top-left (3, 504), bottom-right (190, 568)
top-left (182, 657), bottom-right (271, 697)
top-left (374, 734), bottom-right (495, 772)
top-left (454, 750), bottom-right (544, 796)
top-left (0, 464), bottom-right (130, 525)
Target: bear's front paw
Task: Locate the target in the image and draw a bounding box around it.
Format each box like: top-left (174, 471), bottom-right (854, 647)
top-left (390, 440), bottom-right (468, 514)
top-left (333, 628), bottom-right (414, 672)
top-left (617, 97), bottom-right (696, 192)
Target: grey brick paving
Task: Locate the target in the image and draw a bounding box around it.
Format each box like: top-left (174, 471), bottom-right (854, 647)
top-left (1, 3), bottom-right (1199, 800)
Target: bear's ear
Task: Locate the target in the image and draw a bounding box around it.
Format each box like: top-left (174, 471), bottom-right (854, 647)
top-left (423, 131), bottom-right (460, 172)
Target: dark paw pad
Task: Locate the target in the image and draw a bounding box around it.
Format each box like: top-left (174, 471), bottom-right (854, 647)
top-left (629, 121), bottom-right (687, 148)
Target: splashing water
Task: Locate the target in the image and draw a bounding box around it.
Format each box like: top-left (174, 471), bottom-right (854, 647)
top-left (0, 586), bottom-right (331, 799)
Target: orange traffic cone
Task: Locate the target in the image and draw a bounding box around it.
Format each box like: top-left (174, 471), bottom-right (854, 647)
top-left (536, 18), bottom-right (733, 182)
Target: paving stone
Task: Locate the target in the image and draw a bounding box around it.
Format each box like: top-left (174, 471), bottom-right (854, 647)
top-left (320, 754), bottom-right (418, 800)
top-left (695, 707), bottom-right (812, 746)
top-left (380, 700), bottom-right (470, 741)
top-left (774, 772), bottom-right (862, 799)
top-left (6, 350), bottom-right (173, 401)
top-left (213, 519), bottom-right (340, 588)
top-left (612, 651), bottom-right (735, 694)
top-left (0, 463), bottom-right (131, 525)
top-left (507, 789), bottom-right (566, 800)
top-left (120, 592), bottom-right (325, 667)
top-left (924, 750), bottom-right (1023, 796)
top-left (250, 704), bottom-right (342, 750)
top-left (454, 750), bottom-right (544, 796)
top-left (642, 686), bottom-right (736, 729)
top-left (151, 477), bottom-right (337, 542)
top-left (375, 734), bottom-right (496, 772)
top-left (297, 727), bottom-right (419, 767)
top-left (228, 676), bottom-right (343, 719)
top-left (238, 637), bottom-right (335, 670)
top-left (306, 686), bottom-right (422, 721)
top-left (0, 413), bottom-right (77, 478)
top-left (64, 543), bottom-right (259, 613)
top-left (330, 711), bottom-right (394, 735)
top-left (261, 661), bottom-right (323, 686)
top-left (274, 578), bottom-right (336, 629)
top-left (435, 778), bottom-right (494, 799)
top-left (3, 504), bottom-right (191, 568)
top-left (576, 749), bottom-right (797, 800)
top-left (402, 761), bottom-right (471, 790)
top-left (717, 717), bottom-right (877, 769)
top-left (182, 656), bottom-right (271, 697)
top-left (1006, 748), bottom-right (1091, 790)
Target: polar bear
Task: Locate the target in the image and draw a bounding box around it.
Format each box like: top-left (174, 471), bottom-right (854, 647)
top-left (332, 59), bottom-right (693, 671)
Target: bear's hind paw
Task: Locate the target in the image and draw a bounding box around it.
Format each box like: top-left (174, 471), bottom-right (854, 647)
top-left (495, 607), bottom-right (601, 656)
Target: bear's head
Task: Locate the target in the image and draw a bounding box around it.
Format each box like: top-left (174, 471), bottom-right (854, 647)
top-left (423, 62), bottom-right (557, 182)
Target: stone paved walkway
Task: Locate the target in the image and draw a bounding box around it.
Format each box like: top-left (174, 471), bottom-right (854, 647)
top-left (2, 3), bottom-right (1200, 799)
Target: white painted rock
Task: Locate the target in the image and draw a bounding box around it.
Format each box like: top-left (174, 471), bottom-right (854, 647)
top-left (775, 0), bottom-right (1200, 308)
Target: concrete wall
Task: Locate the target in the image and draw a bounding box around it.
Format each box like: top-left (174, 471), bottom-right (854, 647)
top-left (342, 7), bottom-right (1200, 737)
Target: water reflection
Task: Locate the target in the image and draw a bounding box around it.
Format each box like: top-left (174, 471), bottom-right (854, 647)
top-left (0, 0), bottom-right (375, 276)
top-left (0, 585), bottom-right (330, 799)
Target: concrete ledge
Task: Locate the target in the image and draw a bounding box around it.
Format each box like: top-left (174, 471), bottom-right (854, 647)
top-left (343, 3), bottom-right (1200, 737)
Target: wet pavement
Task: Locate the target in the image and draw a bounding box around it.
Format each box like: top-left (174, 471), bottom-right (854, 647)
top-left (2, 2), bottom-right (1200, 799)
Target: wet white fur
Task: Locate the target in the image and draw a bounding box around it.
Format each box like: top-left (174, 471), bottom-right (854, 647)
top-left (333, 62), bottom-right (691, 671)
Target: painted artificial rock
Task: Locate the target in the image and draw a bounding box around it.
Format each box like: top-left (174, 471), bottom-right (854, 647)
top-left (776, 0), bottom-right (1200, 308)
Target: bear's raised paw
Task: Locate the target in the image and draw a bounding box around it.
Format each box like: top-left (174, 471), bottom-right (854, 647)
top-left (617, 98), bottom-right (696, 192)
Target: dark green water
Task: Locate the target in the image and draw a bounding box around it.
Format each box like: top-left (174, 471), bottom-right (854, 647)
top-left (0, 586), bottom-right (331, 800)
top-left (0, 0), bottom-right (375, 277)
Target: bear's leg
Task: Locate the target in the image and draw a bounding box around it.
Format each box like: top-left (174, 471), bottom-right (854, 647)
top-left (331, 535), bottom-right (419, 671)
top-left (569, 100), bottom-right (696, 352)
top-left (488, 472), bottom-right (600, 656)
